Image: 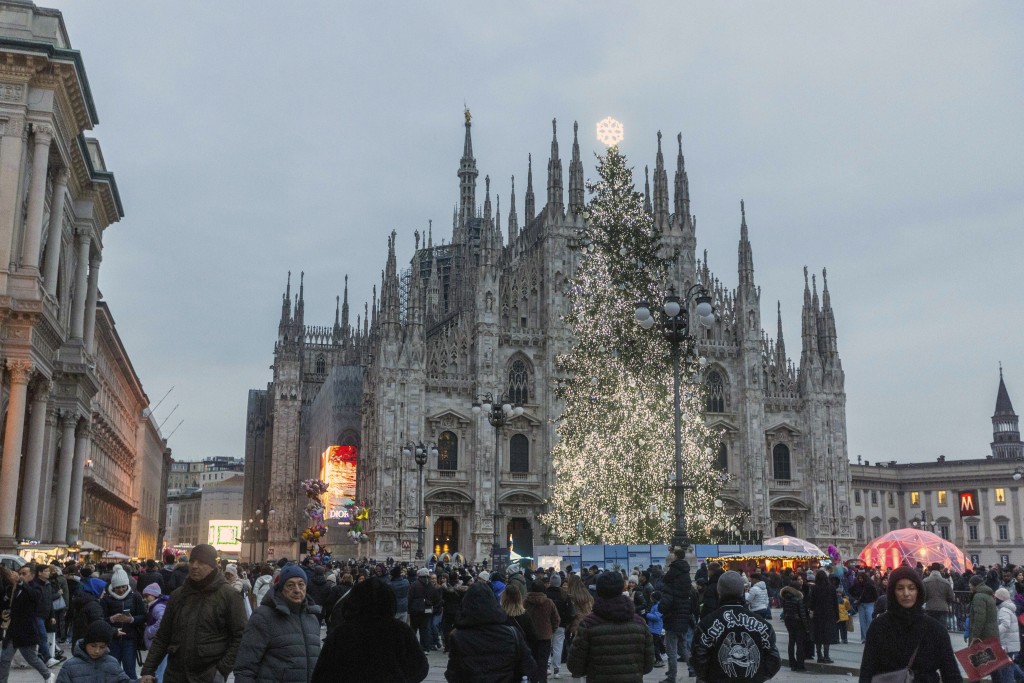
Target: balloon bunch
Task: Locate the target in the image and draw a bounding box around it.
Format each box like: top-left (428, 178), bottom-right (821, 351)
top-left (346, 501), bottom-right (370, 543)
top-left (300, 478), bottom-right (330, 558)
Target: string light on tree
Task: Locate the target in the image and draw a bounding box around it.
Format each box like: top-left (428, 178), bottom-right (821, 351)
top-left (542, 144), bottom-right (724, 546)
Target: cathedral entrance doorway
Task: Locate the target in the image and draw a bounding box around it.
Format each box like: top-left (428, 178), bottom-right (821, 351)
top-left (508, 518), bottom-right (533, 558)
top-left (775, 522), bottom-right (797, 537)
top-left (434, 516), bottom-right (459, 555)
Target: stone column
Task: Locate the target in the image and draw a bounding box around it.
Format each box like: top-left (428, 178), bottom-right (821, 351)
top-left (51, 412), bottom-right (78, 544)
top-left (69, 232), bottom-right (91, 339)
top-left (66, 422), bottom-right (91, 544)
top-left (37, 408), bottom-right (59, 540)
top-left (0, 360), bottom-right (33, 540)
top-left (0, 116), bottom-right (27, 276)
top-left (20, 124), bottom-right (54, 270)
top-left (83, 252), bottom-right (102, 354)
top-left (42, 168), bottom-right (69, 296)
top-left (18, 378), bottom-right (50, 539)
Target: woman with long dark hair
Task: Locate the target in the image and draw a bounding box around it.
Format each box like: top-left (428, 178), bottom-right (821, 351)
top-left (809, 570), bottom-right (838, 663)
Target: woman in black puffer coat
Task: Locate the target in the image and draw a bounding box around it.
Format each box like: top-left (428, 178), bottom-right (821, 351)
top-left (445, 582), bottom-right (535, 683)
top-left (781, 582), bottom-right (811, 670)
top-left (234, 565), bottom-right (321, 683)
top-left (314, 577), bottom-right (428, 683)
top-left (809, 570), bottom-right (838, 663)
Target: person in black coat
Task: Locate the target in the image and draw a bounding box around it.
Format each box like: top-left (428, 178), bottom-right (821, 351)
top-left (810, 569), bottom-right (838, 663)
top-left (0, 564), bottom-right (52, 681)
top-left (445, 582), bottom-right (535, 683)
top-left (305, 566), bottom-right (333, 624)
top-left (699, 563), bottom-right (723, 619)
top-left (859, 567), bottom-right (962, 683)
top-left (69, 584), bottom-right (104, 645)
top-left (312, 577), bottom-right (427, 683)
top-left (781, 582), bottom-right (811, 670)
top-left (135, 560), bottom-right (165, 596)
top-left (660, 554), bottom-right (697, 682)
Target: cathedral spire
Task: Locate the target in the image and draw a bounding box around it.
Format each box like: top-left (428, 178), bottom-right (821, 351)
top-left (483, 175), bottom-right (492, 225)
top-left (653, 131), bottom-right (669, 229)
top-left (525, 154), bottom-right (536, 224)
top-left (280, 270), bottom-right (292, 327)
top-left (294, 271), bottom-right (305, 328)
top-left (456, 108), bottom-right (478, 244)
top-left (568, 121), bottom-right (584, 216)
top-left (674, 132), bottom-right (690, 220)
top-left (495, 194), bottom-right (502, 247)
top-left (341, 274), bottom-right (350, 334)
top-left (428, 219), bottom-right (433, 249)
top-left (508, 175), bottom-right (519, 244)
top-left (820, 267), bottom-right (838, 357)
top-left (737, 201), bottom-right (755, 289)
top-left (546, 118), bottom-right (563, 216)
top-left (776, 300), bottom-right (787, 364)
top-left (644, 166), bottom-right (652, 215)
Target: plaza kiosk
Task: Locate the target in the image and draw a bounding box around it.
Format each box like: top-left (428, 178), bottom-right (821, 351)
top-left (705, 548), bottom-right (829, 573)
top-left (858, 528), bottom-right (974, 573)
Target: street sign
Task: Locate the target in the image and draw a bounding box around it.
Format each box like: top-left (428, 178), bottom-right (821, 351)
top-left (267, 547), bottom-right (275, 558)
top-left (401, 540), bottom-right (411, 550)
top-left (958, 490), bottom-right (978, 517)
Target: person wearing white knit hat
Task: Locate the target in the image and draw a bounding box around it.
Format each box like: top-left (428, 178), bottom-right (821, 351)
top-left (100, 564), bottom-right (147, 680)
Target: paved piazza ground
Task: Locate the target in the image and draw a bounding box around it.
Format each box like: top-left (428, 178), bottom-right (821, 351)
top-left (6, 616), bottom-right (976, 682)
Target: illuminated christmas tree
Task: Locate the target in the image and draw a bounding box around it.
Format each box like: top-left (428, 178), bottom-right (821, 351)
top-left (542, 145), bottom-right (725, 545)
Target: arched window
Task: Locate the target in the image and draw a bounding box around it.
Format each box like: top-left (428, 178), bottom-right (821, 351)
top-left (507, 358), bottom-right (530, 404)
top-left (706, 371), bottom-right (725, 413)
top-left (437, 431), bottom-right (458, 470)
top-left (716, 443), bottom-right (728, 471)
top-left (772, 444), bottom-right (791, 480)
top-left (509, 434), bottom-right (529, 473)
top-left (315, 354), bottom-right (326, 375)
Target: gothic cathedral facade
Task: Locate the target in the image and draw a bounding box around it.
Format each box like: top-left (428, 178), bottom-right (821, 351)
top-left (248, 114), bottom-right (854, 562)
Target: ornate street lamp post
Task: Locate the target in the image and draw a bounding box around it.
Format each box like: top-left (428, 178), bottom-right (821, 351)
top-left (472, 393), bottom-right (524, 565)
top-left (635, 284), bottom-right (715, 553)
top-left (911, 509), bottom-right (936, 532)
top-left (402, 442), bottom-right (435, 560)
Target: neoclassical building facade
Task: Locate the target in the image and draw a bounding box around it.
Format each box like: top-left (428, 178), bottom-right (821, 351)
top-left (0, 2), bottom-right (168, 556)
top-left (250, 113), bottom-right (855, 562)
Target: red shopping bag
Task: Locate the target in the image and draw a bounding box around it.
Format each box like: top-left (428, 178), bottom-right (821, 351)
top-left (955, 637), bottom-right (1013, 682)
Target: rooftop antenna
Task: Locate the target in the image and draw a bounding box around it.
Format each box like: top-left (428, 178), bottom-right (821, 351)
top-left (165, 420), bottom-right (184, 441)
top-left (157, 404), bottom-right (179, 431)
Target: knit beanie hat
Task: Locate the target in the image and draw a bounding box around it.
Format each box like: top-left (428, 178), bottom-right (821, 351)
top-left (110, 567), bottom-right (130, 590)
top-left (83, 620), bottom-right (114, 645)
top-left (224, 564), bottom-right (238, 577)
top-left (549, 574), bottom-right (562, 588)
top-left (717, 570), bottom-right (746, 599)
top-left (276, 564), bottom-right (306, 591)
top-left (477, 571), bottom-right (490, 583)
top-left (189, 544), bottom-right (218, 569)
top-left (142, 582), bottom-right (162, 598)
top-left (417, 567), bottom-right (430, 577)
top-left (596, 571), bottom-right (625, 598)
top-left (995, 587), bottom-right (1011, 602)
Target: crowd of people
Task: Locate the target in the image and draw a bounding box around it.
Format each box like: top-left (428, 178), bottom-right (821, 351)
top-left (2, 545), bottom-right (1023, 683)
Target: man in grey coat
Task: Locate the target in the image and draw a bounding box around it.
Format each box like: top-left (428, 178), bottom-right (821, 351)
top-left (923, 563), bottom-right (956, 626)
top-left (233, 564), bottom-right (321, 683)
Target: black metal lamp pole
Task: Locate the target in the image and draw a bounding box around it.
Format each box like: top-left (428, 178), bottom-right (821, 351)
top-left (635, 285), bottom-right (715, 554)
top-left (472, 393), bottom-right (524, 563)
top-left (403, 443), bottom-right (434, 560)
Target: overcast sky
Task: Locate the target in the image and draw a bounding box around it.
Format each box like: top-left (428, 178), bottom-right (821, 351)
top-left (54, 1), bottom-right (1022, 466)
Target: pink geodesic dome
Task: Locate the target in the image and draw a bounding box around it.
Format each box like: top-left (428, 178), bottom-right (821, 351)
top-left (858, 529), bottom-right (973, 573)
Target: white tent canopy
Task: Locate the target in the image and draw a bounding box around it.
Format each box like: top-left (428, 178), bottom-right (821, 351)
top-left (709, 549), bottom-right (828, 562)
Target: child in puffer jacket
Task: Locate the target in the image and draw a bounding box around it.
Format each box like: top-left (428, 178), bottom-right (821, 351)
top-left (645, 591), bottom-right (667, 667)
top-left (56, 621), bottom-right (130, 683)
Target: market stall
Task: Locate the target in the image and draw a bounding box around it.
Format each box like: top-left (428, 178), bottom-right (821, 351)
top-left (858, 529), bottom-right (973, 573)
top-left (762, 535), bottom-right (827, 556)
top-left (706, 548), bottom-right (828, 573)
